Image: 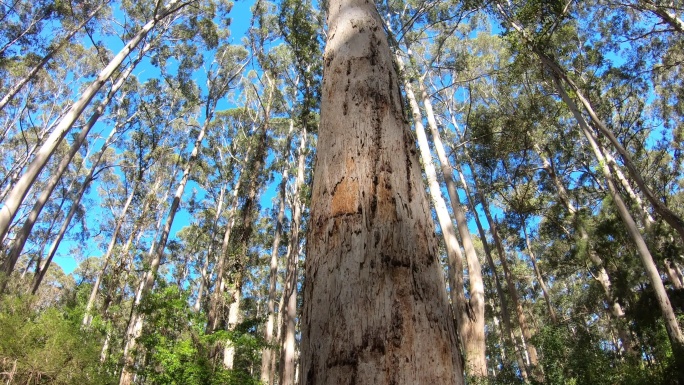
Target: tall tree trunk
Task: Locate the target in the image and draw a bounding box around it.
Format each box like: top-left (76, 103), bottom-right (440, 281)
top-left (455, 164), bottom-right (529, 380)
top-left (193, 184), bottom-right (226, 312)
top-left (0, 131), bottom-right (48, 203)
top-left (223, 125), bottom-right (268, 370)
top-left (398, 57), bottom-right (485, 377)
top-left (119, 112), bottom-right (210, 385)
top-left (1, 80), bottom-right (137, 291)
top-left (553, 75), bottom-right (684, 359)
top-left (272, 290), bottom-right (285, 382)
top-left (534, 145), bottom-right (635, 354)
top-left (206, 155), bottom-right (249, 333)
top-left (665, 259), bottom-right (684, 289)
top-left (522, 223), bottom-right (557, 323)
top-left (497, 4), bottom-right (684, 246)
top-left (279, 126), bottom-right (307, 385)
top-left (0, 0), bottom-right (187, 244)
top-left (261, 127), bottom-right (293, 384)
top-left (81, 179), bottom-right (138, 325)
top-left (454, 117), bottom-right (541, 380)
top-left (418, 73), bottom-right (487, 377)
top-left (32, 124), bottom-right (129, 296)
top-left (298, 1), bottom-right (463, 383)
top-left (601, 149), bottom-right (655, 229)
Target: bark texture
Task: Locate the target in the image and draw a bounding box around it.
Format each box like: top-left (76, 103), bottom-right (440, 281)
top-left (299, 1), bottom-right (463, 384)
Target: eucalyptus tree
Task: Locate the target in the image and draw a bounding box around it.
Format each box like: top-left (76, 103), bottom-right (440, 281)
top-left (492, 1), bottom-right (684, 248)
top-left (273, 0), bottom-right (322, 383)
top-left (0, 0), bottom-right (109, 112)
top-left (398, 53), bottom-right (487, 377)
top-left (0, 0), bottom-right (197, 246)
top-left (257, 44), bottom-right (304, 385)
top-left (220, 71), bottom-right (276, 373)
top-left (1, 50), bottom-right (147, 292)
top-left (205, 110), bottom-right (255, 335)
top-left (0, 41), bottom-right (99, 243)
top-left (31, 113), bottom-right (132, 296)
top-left (119, 39), bottom-right (247, 384)
top-left (299, 0), bottom-right (463, 383)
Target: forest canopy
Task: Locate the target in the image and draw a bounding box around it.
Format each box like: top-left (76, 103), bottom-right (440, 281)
top-left (0, 0), bottom-right (683, 384)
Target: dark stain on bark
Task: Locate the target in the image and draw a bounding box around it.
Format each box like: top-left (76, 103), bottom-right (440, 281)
top-left (403, 130), bottom-right (414, 203)
top-left (391, 299), bottom-right (404, 347)
top-left (362, 328), bottom-right (387, 355)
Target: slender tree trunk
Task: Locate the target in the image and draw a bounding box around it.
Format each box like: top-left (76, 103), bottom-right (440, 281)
top-left (601, 149), bottom-right (655, 229)
top-left (193, 184), bottom-right (226, 312)
top-left (455, 120), bottom-right (541, 380)
top-left (497, 5), bottom-right (684, 245)
top-left (541, 51), bottom-right (684, 243)
top-left (665, 259), bottom-right (684, 289)
top-left (399, 57), bottom-right (485, 377)
top-left (554, 76), bottom-right (684, 358)
top-left (455, 164), bottom-right (529, 381)
top-left (0, 0), bottom-right (186, 244)
top-left (223, 125), bottom-right (268, 370)
top-left (419, 73), bottom-right (487, 377)
top-left (261, 136), bottom-right (291, 384)
top-left (32, 124), bottom-right (127, 296)
top-left (119, 112), bottom-right (210, 385)
top-left (272, 290), bottom-right (285, 382)
top-left (81, 180), bottom-right (138, 325)
top-left (0, 2), bottom-right (106, 111)
top-left (0, 137), bottom-right (45, 203)
top-left (1, 72), bottom-right (137, 288)
top-left (299, 1), bottom-right (463, 383)
top-left (534, 145), bottom-right (635, 354)
top-left (223, 289), bottom-right (242, 369)
top-left (279, 126), bottom-right (306, 385)
top-left (206, 157), bottom-right (248, 333)
top-left (522, 223), bottom-right (557, 323)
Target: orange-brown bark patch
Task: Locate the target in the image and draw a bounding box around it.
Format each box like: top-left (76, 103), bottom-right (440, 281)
top-left (331, 177), bottom-right (359, 216)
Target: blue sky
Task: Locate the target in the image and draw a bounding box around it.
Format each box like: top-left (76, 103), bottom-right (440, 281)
top-left (54, 0), bottom-right (259, 275)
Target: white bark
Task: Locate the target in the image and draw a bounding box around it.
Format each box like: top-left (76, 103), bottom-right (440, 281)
top-left (32, 122), bottom-right (127, 296)
top-left (418, 74), bottom-right (487, 377)
top-left (260, 130), bottom-right (291, 383)
top-left (193, 184), bottom-right (226, 312)
top-left (0, 0), bottom-right (185, 246)
top-left (2, 64), bottom-right (139, 289)
top-left (81, 178), bottom-right (138, 326)
top-left (206, 160), bottom-right (247, 332)
top-left (399, 55), bottom-right (486, 377)
top-left (279, 127), bottom-right (306, 385)
top-left (452, 115), bottom-right (540, 380)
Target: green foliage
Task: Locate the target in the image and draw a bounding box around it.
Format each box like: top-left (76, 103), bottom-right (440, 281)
top-left (0, 295), bottom-right (115, 385)
top-left (135, 285), bottom-right (265, 385)
top-left (533, 322), bottom-right (679, 385)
